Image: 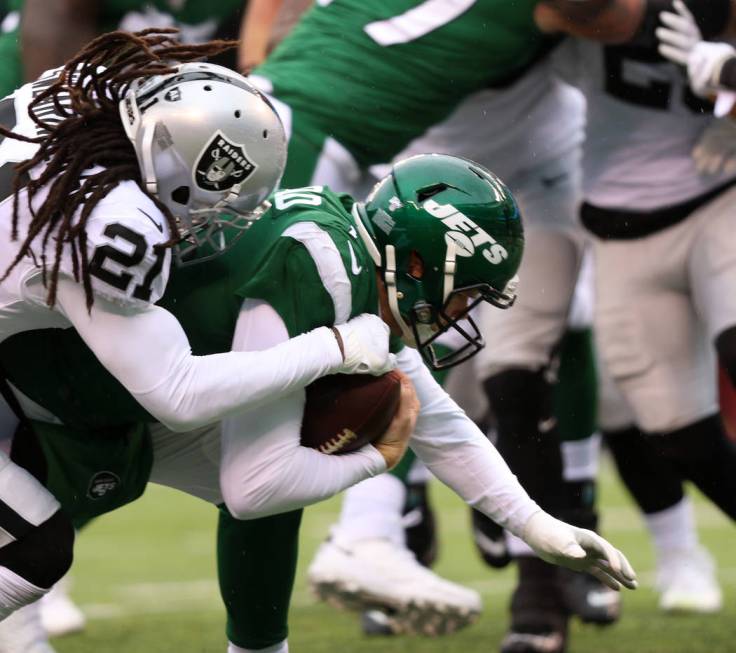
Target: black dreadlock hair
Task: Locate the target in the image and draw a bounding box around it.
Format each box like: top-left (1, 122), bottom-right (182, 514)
top-left (0, 29), bottom-right (237, 308)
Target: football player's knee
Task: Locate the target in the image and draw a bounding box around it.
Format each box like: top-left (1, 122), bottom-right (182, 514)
top-left (0, 510), bottom-right (74, 589)
top-left (716, 325), bottom-right (736, 386)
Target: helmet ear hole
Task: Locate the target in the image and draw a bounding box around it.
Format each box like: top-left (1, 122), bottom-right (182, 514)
top-left (171, 186), bottom-right (190, 206)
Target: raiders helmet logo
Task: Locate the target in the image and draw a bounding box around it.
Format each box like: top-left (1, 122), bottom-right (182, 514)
top-left (194, 130), bottom-right (257, 192)
top-left (87, 471), bottom-right (121, 500)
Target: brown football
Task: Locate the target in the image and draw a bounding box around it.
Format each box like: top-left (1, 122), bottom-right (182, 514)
top-left (301, 371), bottom-right (402, 454)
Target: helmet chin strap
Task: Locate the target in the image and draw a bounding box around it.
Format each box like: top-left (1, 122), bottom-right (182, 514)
top-left (350, 203), bottom-right (381, 266)
top-left (384, 244), bottom-right (416, 346)
top-left (140, 124), bottom-right (158, 195)
top-left (443, 240), bottom-right (457, 303)
top-left (351, 203), bottom-right (415, 342)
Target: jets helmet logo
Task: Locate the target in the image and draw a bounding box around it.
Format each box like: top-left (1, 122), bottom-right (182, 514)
top-left (87, 471), bottom-right (121, 500)
top-left (194, 130), bottom-right (257, 192)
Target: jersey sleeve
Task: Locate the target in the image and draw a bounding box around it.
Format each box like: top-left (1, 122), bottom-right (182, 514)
top-left (79, 181), bottom-right (171, 308)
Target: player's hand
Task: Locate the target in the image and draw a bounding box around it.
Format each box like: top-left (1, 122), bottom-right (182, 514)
top-left (692, 118), bottom-right (736, 176)
top-left (522, 511), bottom-right (638, 591)
top-left (333, 314), bottom-right (396, 376)
top-left (658, 1), bottom-right (736, 98)
top-left (657, 0), bottom-right (701, 66)
top-left (686, 42), bottom-right (736, 98)
top-left (372, 371), bottom-right (419, 470)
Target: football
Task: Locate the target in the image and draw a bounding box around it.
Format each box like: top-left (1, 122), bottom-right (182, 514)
top-left (301, 371), bottom-right (402, 454)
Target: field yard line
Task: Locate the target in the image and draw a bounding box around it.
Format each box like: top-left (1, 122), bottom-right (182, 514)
top-left (79, 566), bottom-right (736, 621)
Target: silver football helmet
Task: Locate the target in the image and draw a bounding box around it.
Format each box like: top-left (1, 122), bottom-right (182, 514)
top-left (119, 62), bottom-right (287, 263)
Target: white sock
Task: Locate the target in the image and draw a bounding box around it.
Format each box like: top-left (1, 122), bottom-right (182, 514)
top-left (332, 474), bottom-right (406, 547)
top-left (228, 639), bottom-right (288, 653)
top-left (0, 567), bottom-right (47, 620)
top-left (561, 433), bottom-right (601, 481)
top-left (645, 496), bottom-right (698, 556)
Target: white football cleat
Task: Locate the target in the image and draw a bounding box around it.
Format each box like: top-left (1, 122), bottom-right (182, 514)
top-left (0, 601), bottom-right (57, 653)
top-left (307, 538), bottom-right (482, 636)
top-left (657, 546), bottom-right (723, 614)
top-left (39, 578), bottom-right (86, 637)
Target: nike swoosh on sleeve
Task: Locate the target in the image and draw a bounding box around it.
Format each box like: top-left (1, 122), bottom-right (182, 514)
top-left (347, 242), bottom-right (362, 275)
top-left (138, 208), bottom-right (163, 233)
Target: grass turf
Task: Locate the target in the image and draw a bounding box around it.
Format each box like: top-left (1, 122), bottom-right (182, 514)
top-left (55, 458), bottom-right (734, 653)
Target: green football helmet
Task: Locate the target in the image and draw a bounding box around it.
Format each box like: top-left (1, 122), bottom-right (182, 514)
top-left (353, 153), bottom-right (524, 370)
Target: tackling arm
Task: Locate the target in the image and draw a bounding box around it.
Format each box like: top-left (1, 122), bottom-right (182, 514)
top-left (21, 0), bottom-right (99, 82)
top-left (54, 278), bottom-right (390, 432)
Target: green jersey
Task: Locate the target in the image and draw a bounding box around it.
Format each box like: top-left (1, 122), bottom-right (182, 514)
top-left (256, 0), bottom-right (552, 167)
top-left (0, 186), bottom-right (380, 430)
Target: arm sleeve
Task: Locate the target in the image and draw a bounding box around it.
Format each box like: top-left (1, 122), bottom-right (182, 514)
top-left (54, 278), bottom-right (345, 432)
top-left (396, 347), bottom-right (540, 537)
top-left (219, 299), bottom-right (387, 520)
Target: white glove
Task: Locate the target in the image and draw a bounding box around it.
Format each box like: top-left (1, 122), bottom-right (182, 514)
top-left (687, 41), bottom-right (736, 98)
top-left (522, 511), bottom-right (638, 591)
top-left (333, 313), bottom-right (396, 376)
top-left (692, 118), bottom-right (736, 176)
top-left (657, 0), bottom-right (702, 66)
top-left (658, 1), bottom-right (736, 98)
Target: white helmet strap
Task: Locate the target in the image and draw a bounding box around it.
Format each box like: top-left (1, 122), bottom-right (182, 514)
top-left (384, 244), bottom-right (415, 345)
top-left (443, 240), bottom-right (457, 304)
top-left (350, 203), bottom-right (381, 266)
top-left (140, 123), bottom-right (158, 195)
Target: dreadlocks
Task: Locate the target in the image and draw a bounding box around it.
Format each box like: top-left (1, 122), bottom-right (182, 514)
top-left (0, 29), bottom-right (237, 308)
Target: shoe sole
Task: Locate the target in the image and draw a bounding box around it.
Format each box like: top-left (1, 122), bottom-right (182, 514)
top-left (310, 579), bottom-right (480, 636)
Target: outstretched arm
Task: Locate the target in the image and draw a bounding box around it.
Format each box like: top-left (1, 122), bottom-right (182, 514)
top-left (396, 347), bottom-right (638, 590)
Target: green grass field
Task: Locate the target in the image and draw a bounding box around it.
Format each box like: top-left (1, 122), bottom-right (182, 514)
top-left (54, 458), bottom-right (735, 653)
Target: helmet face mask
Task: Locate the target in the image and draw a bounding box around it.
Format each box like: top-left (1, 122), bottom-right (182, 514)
top-left (119, 63), bottom-right (287, 265)
top-left (173, 201), bottom-right (270, 267)
top-left (354, 154), bottom-right (524, 371)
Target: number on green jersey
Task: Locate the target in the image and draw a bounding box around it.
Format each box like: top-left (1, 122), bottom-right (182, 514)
top-left (274, 186), bottom-right (324, 210)
top-left (364, 0), bottom-right (477, 46)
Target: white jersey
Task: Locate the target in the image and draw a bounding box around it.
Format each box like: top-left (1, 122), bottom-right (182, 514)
top-left (570, 40), bottom-right (735, 211)
top-left (0, 68), bottom-right (171, 344)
